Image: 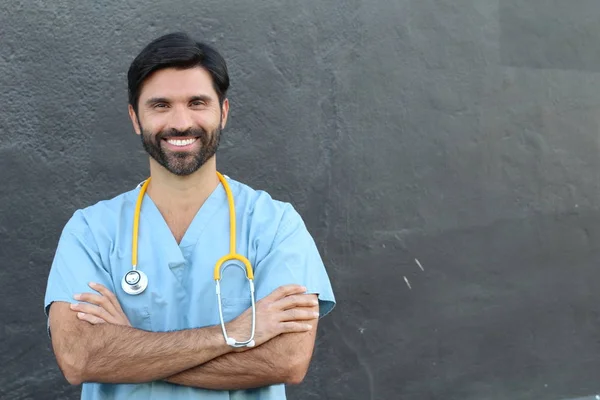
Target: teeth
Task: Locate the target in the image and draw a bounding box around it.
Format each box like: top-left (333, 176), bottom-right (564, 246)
top-left (167, 138), bottom-right (196, 146)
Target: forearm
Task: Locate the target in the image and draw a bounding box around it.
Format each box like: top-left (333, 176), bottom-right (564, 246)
top-left (166, 331), bottom-right (311, 390)
top-left (86, 324), bottom-right (229, 383)
top-left (54, 315), bottom-right (230, 384)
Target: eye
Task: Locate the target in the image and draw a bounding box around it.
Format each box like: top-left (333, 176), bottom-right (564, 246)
top-left (154, 103), bottom-right (168, 109)
top-left (190, 100), bottom-right (206, 107)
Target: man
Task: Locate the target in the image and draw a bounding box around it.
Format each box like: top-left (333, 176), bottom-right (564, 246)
top-left (44, 32), bottom-right (336, 399)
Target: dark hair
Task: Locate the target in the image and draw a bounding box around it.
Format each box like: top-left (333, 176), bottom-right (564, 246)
top-left (127, 32), bottom-right (230, 112)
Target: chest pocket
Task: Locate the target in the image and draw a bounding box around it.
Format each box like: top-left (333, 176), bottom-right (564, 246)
top-left (117, 291), bottom-right (153, 330)
top-left (218, 264), bottom-right (254, 323)
top-left (109, 263), bottom-right (153, 331)
top-left (220, 297), bottom-right (252, 323)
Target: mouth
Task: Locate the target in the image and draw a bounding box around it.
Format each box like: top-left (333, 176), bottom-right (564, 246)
top-left (162, 137), bottom-right (199, 150)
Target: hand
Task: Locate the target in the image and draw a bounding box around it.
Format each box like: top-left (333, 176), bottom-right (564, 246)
top-left (226, 284), bottom-right (319, 350)
top-left (70, 282), bottom-right (132, 326)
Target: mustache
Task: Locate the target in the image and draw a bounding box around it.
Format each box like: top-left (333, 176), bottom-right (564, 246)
top-left (156, 127), bottom-right (208, 140)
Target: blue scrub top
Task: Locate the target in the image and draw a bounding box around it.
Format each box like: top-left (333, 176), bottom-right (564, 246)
top-left (44, 175), bottom-right (336, 399)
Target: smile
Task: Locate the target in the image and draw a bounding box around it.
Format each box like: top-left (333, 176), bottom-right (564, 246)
top-left (165, 138), bottom-right (198, 147)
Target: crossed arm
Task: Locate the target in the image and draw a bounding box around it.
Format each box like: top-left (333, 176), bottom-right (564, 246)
top-left (164, 326), bottom-right (317, 389)
top-left (48, 284), bottom-right (319, 390)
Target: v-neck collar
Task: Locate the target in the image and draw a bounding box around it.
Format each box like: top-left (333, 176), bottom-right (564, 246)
top-left (136, 176), bottom-right (238, 264)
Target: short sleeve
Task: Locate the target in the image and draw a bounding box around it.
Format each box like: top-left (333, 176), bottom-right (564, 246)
top-left (254, 205), bottom-right (336, 318)
top-left (43, 211), bottom-right (115, 334)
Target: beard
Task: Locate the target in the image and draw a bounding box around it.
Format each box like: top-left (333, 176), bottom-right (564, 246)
top-left (140, 124), bottom-right (221, 176)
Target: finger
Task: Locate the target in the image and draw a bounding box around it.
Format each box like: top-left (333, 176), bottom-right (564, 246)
top-left (270, 284), bottom-right (307, 300)
top-left (279, 321), bottom-right (313, 334)
top-left (75, 292), bottom-right (118, 316)
top-left (71, 303), bottom-right (114, 324)
top-left (89, 282), bottom-right (124, 313)
top-left (76, 312), bottom-right (107, 325)
top-left (277, 294), bottom-right (319, 310)
top-left (281, 308), bottom-right (320, 322)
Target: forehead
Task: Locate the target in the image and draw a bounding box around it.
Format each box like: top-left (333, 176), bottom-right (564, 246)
top-left (138, 67), bottom-right (217, 101)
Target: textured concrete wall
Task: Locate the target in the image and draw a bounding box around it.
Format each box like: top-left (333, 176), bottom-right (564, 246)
top-left (2, 0), bottom-right (600, 399)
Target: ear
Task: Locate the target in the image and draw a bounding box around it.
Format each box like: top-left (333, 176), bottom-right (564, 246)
top-left (220, 98), bottom-right (229, 130)
top-left (128, 104), bottom-right (142, 135)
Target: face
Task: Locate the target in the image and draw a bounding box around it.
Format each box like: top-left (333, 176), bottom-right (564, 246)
top-left (128, 67), bottom-right (229, 176)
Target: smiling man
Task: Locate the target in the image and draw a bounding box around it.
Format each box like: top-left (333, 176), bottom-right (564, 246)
top-left (43, 32), bottom-right (336, 399)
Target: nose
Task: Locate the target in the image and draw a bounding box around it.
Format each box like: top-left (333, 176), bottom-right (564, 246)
top-left (168, 106), bottom-right (194, 132)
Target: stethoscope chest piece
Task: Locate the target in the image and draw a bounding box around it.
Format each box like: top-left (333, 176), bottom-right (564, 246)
top-left (122, 269), bottom-right (148, 295)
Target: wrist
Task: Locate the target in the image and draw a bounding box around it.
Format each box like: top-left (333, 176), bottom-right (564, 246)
top-left (221, 322), bottom-right (254, 353)
top-left (202, 325), bottom-right (236, 358)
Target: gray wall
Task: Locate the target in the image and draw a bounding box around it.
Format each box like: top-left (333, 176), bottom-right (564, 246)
top-left (2, 0), bottom-right (600, 399)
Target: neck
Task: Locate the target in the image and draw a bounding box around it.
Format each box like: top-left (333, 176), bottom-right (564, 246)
top-left (146, 157), bottom-right (219, 213)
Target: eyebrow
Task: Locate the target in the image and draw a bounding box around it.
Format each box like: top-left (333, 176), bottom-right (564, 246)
top-left (189, 95), bottom-right (212, 103)
top-left (145, 95), bottom-right (213, 106)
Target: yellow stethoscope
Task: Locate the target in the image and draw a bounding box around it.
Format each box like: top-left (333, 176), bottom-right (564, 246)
top-left (121, 172), bottom-right (256, 348)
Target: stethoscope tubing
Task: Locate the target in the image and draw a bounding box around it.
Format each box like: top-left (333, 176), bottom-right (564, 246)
top-left (122, 172), bottom-right (256, 347)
